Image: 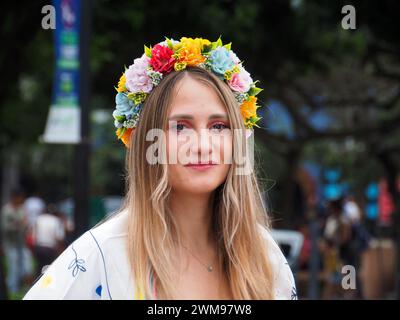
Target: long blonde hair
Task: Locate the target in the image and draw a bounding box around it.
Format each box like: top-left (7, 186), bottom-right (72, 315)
top-left (120, 66), bottom-right (274, 299)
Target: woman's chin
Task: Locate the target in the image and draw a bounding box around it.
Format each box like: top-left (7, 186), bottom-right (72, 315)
top-left (181, 179), bottom-right (222, 195)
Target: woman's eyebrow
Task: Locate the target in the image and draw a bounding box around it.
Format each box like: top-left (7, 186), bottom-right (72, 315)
top-left (168, 114), bottom-right (229, 120)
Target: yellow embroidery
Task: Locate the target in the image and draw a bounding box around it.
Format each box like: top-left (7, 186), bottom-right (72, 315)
top-left (40, 275), bottom-right (53, 288)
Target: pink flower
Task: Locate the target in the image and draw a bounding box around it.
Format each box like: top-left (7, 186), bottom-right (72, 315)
top-left (228, 66), bottom-right (253, 93)
top-left (149, 44), bottom-right (175, 74)
top-left (125, 54), bottom-right (153, 93)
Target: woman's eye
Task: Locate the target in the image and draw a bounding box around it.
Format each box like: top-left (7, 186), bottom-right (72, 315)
top-left (210, 123), bottom-right (230, 131)
top-left (171, 123), bottom-right (187, 132)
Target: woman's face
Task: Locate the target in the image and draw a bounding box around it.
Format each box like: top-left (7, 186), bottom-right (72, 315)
top-left (166, 75), bottom-right (232, 195)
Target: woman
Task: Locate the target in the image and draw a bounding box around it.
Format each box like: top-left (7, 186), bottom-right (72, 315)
top-left (24, 37), bottom-right (297, 300)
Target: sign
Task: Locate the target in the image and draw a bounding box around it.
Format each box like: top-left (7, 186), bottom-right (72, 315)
top-left (42, 0), bottom-right (81, 144)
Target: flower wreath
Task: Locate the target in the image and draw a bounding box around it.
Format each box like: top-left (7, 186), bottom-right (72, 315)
top-left (113, 37), bottom-right (263, 147)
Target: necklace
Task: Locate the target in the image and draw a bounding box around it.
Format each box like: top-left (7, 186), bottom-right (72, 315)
top-left (182, 244), bottom-right (215, 272)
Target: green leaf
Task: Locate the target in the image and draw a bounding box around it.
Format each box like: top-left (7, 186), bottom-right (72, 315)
top-left (118, 127), bottom-right (127, 138)
top-left (202, 44), bottom-right (212, 53)
top-left (210, 36), bottom-right (223, 50)
top-left (115, 115), bottom-right (125, 121)
top-left (216, 36), bottom-right (223, 47)
top-left (223, 42), bottom-right (232, 50)
top-left (144, 45), bottom-right (152, 58)
top-left (165, 37), bottom-right (174, 49)
top-left (248, 86), bottom-right (263, 96)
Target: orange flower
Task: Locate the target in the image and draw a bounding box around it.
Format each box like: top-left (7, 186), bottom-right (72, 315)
top-left (175, 37), bottom-right (209, 66)
top-left (240, 96), bottom-right (258, 120)
top-left (116, 127), bottom-right (133, 147)
top-left (116, 73), bottom-right (126, 92)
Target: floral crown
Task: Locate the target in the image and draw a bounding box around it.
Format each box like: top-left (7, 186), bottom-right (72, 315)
top-left (113, 37), bottom-right (263, 147)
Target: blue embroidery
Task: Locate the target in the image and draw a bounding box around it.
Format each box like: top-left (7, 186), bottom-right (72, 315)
top-left (291, 287), bottom-right (298, 300)
top-left (96, 285), bottom-right (102, 297)
top-left (89, 231), bottom-right (112, 300)
top-left (68, 244), bottom-right (87, 277)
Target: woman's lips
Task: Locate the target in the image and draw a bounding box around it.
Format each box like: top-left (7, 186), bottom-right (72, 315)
top-left (184, 163), bottom-right (217, 170)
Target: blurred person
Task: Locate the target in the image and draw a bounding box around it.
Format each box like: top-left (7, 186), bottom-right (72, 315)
top-left (322, 199), bottom-right (352, 299)
top-left (31, 204), bottom-right (65, 277)
top-left (24, 190), bottom-right (46, 229)
top-left (343, 195), bottom-right (361, 225)
top-left (24, 37), bottom-right (296, 300)
top-left (0, 188), bottom-right (29, 295)
top-left (343, 195), bottom-right (370, 299)
top-left (297, 221), bottom-right (311, 271)
top-left (343, 195), bottom-right (370, 255)
top-left (22, 190), bottom-right (46, 284)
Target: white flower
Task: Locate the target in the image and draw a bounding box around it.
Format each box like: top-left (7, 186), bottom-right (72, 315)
top-left (125, 54), bottom-right (153, 93)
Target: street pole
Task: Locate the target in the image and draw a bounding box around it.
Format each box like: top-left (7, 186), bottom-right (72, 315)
top-left (73, 0), bottom-right (91, 240)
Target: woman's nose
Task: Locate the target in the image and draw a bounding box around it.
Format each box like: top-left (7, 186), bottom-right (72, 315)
top-left (190, 129), bottom-right (213, 159)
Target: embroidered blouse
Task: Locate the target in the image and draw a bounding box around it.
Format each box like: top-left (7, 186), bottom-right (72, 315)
top-left (23, 210), bottom-right (298, 300)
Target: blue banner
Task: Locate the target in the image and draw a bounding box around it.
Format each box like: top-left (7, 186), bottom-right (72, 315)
top-left (53, 0), bottom-right (80, 107)
top-left (42, 0), bottom-right (81, 144)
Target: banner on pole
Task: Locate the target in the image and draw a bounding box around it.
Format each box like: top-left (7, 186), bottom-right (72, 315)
top-left (42, 0), bottom-right (81, 144)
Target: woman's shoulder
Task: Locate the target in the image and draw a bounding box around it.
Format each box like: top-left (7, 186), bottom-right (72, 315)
top-left (258, 224), bottom-right (298, 300)
top-left (23, 209), bottom-right (131, 300)
top-left (90, 209), bottom-right (129, 244)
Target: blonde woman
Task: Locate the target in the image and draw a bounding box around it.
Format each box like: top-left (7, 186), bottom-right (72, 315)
top-left (24, 37), bottom-right (297, 300)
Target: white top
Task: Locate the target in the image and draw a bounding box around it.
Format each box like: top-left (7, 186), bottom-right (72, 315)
top-left (24, 197), bottom-right (46, 227)
top-left (33, 214), bottom-right (65, 248)
top-left (23, 209), bottom-right (297, 300)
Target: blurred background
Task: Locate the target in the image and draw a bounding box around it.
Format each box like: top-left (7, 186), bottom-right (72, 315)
top-left (0, 0), bottom-right (399, 300)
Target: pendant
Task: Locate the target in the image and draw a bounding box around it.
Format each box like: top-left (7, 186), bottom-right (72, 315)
top-left (207, 265), bottom-right (213, 272)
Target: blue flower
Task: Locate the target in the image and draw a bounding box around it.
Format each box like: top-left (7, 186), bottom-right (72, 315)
top-left (115, 92), bottom-right (128, 105)
top-left (124, 107), bottom-right (137, 119)
top-left (132, 104), bottom-right (143, 114)
top-left (208, 47), bottom-right (235, 76)
top-left (116, 103), bottom-right (131, 113)
top-left (115, 93), bottom-right (131, 113)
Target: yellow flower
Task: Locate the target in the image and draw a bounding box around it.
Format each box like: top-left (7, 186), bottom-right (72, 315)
top-left (174, 37), bottom-right (210, 66)
top-left (175, 37), bottom-right (211, 51)
top-left (127, 92), bottom-right (147, 105)
top-left (117, 73), bottom-right (126, 92)
top-left (174, 61), bottom-right (187, 71)
top-left (40, 275), bottom-right (53, 288)
top-left (240, 96), bottom-right (258, 120)
top-left (116, 127), bottom-right (133, 147)
top-left (224, 66), bottom-right (240, 81)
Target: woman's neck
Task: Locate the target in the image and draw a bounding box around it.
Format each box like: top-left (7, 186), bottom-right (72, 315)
top-left (169, 191), bottom-right (215, 251)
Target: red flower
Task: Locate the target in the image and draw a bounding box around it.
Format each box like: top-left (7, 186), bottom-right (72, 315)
top-left (149, 44), bottom-right (175, 74)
